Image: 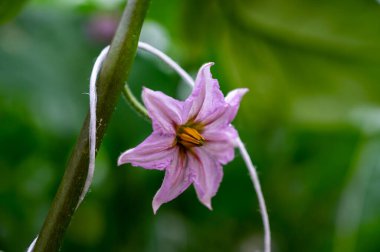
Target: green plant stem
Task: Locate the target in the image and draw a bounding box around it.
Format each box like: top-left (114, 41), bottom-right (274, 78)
top-left (122, 83), bottom-right (150, 121)
top-left (33, 0), bottom-right (151, 251)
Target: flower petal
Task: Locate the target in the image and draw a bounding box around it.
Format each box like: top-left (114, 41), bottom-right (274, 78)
top-left (202, 125), bottom-right (238, 164)
top-left (142, 87), bottom-right (184, 134)
top-left (152, 147), bottom-right (192, 213)
top-left (203, 88), bottom-right (248, 129)
top-left (225, 88), bottom-right (249, 122)
top-left (189, 148), bottom-right (224, 209)
top-left (118, 133), bottom-right (175, 170)
top-left (184, 63), bottom-right (226, 123)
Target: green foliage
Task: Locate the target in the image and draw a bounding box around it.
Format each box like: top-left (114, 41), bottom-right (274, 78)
top-left (0, 0), bottom-right (29, 24)
top-left (1, 0), bottom-right (380, 251)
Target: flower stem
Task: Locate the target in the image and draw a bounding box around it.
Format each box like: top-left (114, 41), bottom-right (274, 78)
top-left (127, 41), bottom-right (272, 251)
top-left (121, 42), bottom-right (271, 251)
top-left (122, 83), bottom-right (150, 121)
top-left (121, 41), bottom-right (195, 120)
top-left (31, 0), bottom-right (151, 251)
top-left (236, 137), bottom-right (271, 252)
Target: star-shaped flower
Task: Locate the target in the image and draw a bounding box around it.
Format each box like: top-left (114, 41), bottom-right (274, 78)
top-left (118, 63), bottom-right (248, 213)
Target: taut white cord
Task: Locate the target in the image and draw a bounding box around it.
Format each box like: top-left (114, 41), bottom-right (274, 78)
top-left (26, 237), bottom-right (37, 252)
top-left (26, 45), bottom-right (110, 252)
top-left (27, 41), bottom-right (270, 252)
top-left (85, 45), bottom-right (110, 205)
top-left (236, 137), bottom-right (271, 252)
top-left (87, 41), bottom-right (194, 205)
top-left (144, 44), bottom-right (271, 251)
top-left (137, 42), bottom-right (195, 87)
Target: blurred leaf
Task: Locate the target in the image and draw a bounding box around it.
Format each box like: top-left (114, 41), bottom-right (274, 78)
top-left (1, 0), bottom-right (380, 251)
top-left (181, 0), bottom-right (380, 127)
top-left (334, 137), bottom-right (380, 252)
top-left (178, 0), bottom-right (380, 251)
top-left (0, 0), bottom-right (29, 24)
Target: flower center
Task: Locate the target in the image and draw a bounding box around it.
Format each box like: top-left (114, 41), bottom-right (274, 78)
top-left (177, 126), bottom-right (205, 148)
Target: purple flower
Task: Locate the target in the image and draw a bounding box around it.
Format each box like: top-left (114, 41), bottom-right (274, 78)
top-left (118, 63), bottom-right (248, 213)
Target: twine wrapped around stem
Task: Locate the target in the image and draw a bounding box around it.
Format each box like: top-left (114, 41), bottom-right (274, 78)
top-left (30, 0), bottom-right (151, 251)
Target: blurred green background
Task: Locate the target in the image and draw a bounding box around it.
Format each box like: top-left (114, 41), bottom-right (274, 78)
top-left (1, 0), bottom-right (380, 251)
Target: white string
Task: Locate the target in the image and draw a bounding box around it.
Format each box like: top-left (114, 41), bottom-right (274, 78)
top-left (137, 42), bottom-right (195, 87)
top-left (235, 138), bottom-right (271, 252)
top-left (85, 41), bottom-right (195, 206)
top-left (92, 43), bottom-right (271, 252)
top-left (26, 237), bottom-right (37, 252)
top-left (26, 41), bottom-right (190, 251)
top-left (143, 43), bottom-right (271, 251)
top-left (26, 45), bottom-right (110, 252)
top-left (84, 45), bottom-right (110, 205)
top-left (27, 41), bottom-right (270, 252)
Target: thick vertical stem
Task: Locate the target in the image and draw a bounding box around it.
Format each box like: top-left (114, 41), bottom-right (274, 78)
top-left (33, 0), bottom-right (151, 251)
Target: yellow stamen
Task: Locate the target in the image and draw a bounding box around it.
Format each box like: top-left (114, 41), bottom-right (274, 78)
top-left (177, 126), bottom-right (205, 147)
